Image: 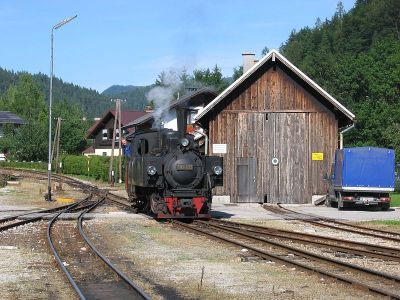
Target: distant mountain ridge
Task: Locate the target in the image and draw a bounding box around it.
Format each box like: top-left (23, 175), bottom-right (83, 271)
top-left (0, 68), bottom-right (151, 117)
top-left (102, 84), bottom-right (154, 111)
top-left (102, 85), bottom-right (139, 95)
top-left (0, 68), bottom-right (232, 118)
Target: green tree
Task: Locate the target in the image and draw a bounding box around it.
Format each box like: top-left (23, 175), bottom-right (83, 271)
top-left (280, 0), bottom-right (400, 158)
top-left (233, 65), bottom-right (243, 81)
top-left (12, 120), bottom-right (48, 161)
top-left (261, 46), bottom-right (270, 56)
top-left (2, 74), bottom-right (47, 122)
top-left (52, 100), bottom-right (90, 154)
top-left (0, 74), bottom-right (48, 160)
top-left (193, 65), bottom-right (228, 92)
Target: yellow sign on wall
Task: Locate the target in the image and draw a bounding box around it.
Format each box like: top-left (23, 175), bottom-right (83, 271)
top-left (312, 152), bottom-right (324, 161)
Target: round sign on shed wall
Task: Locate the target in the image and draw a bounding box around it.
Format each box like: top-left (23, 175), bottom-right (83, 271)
top-left (271, 157), bottom-right (279, 166)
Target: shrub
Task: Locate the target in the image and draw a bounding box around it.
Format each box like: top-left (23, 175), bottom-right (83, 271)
top-left (86, 155), bottom-right (110, 181)
top-left (61, 155), bottom-right (121, 181)
top-left (395, 179), bottom-right (400, 193)
top-left (61, 155), bottom-right (88, 176)
top-left (0, 155), bottom-right (124, 182)
top-left (0, 160), bottom-right (47, 170)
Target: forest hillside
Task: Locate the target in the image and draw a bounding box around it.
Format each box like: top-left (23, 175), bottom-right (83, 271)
top-left (280, 0), bottom-right (400, 152)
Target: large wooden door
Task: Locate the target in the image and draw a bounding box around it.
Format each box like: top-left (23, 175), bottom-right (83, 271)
top-left (267, 113), bottom-right (310, 204)
top-left (234, 112), bottom-right (310, 204)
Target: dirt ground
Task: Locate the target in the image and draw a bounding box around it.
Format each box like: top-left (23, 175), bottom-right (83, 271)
top-left (0, 177), bottom-right (85, 210)
top-left (0, 177), bottom-right (393, 299)
top-left (85, 216), bottom-right (377, 299)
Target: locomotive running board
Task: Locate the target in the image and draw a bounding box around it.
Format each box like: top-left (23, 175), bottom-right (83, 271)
top-left (156, 213), bottom-right (211, 219)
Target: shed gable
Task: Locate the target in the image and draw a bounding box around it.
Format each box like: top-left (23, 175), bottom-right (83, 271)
top-left (222, 64), bottom-right (333, 115)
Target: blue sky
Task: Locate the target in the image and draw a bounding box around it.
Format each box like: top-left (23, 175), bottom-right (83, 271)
top-left (0, 0), bottom-right (355, 92)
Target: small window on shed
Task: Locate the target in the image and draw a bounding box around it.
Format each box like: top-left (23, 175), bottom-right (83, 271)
top-left (102, 129), bottom-right (107, 140)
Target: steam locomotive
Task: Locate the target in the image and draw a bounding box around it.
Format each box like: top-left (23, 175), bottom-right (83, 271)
top-left (125, 107), bottom-right (223, 218)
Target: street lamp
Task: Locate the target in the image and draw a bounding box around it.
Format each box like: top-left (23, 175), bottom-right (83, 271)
top-left (46, 15), bottom-right (77, 202)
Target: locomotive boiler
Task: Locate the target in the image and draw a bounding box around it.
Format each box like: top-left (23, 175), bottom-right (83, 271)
top-left (125, 107), bottom-right (223, 218)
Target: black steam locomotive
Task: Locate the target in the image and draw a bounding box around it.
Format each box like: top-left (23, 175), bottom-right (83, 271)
top-left (125, 107), bottom-right (223, 218)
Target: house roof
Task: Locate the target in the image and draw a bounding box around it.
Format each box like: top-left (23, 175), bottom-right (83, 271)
top-left (82, 145), bottom-right (95, 154)
top-left (0, 111), bottom-right (27, 125)
top-left (122, 87), bottom-right (217, 130)
top-left (196, 49), bottom-right (355, 125)
top-left (86, 110), bottom-right (148, 138)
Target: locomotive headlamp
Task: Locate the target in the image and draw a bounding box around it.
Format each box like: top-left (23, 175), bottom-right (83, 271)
top-left (180, 138), bottom-right (189, 147)
top-left (213, 165), bottom-right (223, 175)
top-left (147, 165), bottom-right (157, 176)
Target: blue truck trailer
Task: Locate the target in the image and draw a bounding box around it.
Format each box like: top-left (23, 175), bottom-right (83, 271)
top-left (326, 147), bottom-right (395, 210)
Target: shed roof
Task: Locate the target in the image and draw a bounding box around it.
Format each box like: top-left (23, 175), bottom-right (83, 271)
top-left (122, 87), bottom-right (217, 130)
top-left (196, 49), bottom-right (355, 125)
top-left (0, 111), bottom-right (27, 125)
top-left (86, 110), bottom-right (147, 138)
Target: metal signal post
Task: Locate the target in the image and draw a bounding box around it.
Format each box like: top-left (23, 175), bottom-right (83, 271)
top-left (46, 15), bottom-right (77, 201)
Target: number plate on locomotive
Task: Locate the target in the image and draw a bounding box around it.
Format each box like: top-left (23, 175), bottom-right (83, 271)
top-left (176, 164), bottom-right (193, 171)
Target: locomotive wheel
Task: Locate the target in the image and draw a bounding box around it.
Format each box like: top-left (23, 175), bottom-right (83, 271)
top-left (129, 187), bottom-right (150, 213)
top-left (137, 197), bottom-right (150, 213)
top-left (149, 193), bottom-right (167, 215)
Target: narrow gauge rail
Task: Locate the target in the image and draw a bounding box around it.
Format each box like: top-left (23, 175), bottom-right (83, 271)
top-left (0, 168), bottom-right (133, 208)
top-left (47, 197), bottom-right (151, 300)
top-left (172, 220), bottom-right (400, 299)
top-left (264, 204), bottom-right (400, 243)
top-left (1, 168), bottom-right (150, 298)
top-left (209, 219), bottom-right (400, 262)
top-left (0, 200), bottom-right (93, 232)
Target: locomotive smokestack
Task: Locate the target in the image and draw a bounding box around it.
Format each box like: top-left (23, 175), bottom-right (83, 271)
top-left (176, 107), bottom-right (188, 139)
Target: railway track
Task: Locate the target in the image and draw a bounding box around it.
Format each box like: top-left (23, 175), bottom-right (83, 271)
top-left (264, 204), bottom-right (400, 242)
top-left (0, 168), bottom-right (150, 299)
top-left (209, 219), bottom-right (400, 262)
top-left (0, 167), bottom-right (132, 231)
top-left (0, 168), bottom-right (133, 207)
top-left (47, 196), bottom-right (151, 300)
top-left (172, 220), bottom-right (400, 299)
top-left (3, 167), bottom-right (400, 298)
top-left (0, 200), bottom-right (91, 232)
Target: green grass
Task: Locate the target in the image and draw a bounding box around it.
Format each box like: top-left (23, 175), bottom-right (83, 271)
top-left (390, 193), bottom-right (400, 207)
top-left (364, 220), bottom-right (400, 226)
top-left (61, 173), bottom-right (125, 185)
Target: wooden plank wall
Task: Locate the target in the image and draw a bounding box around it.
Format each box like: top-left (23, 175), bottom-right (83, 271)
top-left (209, 65), bottom-right (338, 203)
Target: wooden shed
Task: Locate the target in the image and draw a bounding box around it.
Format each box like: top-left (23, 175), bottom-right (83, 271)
top-left (196, 50), bottom-right (355, 204)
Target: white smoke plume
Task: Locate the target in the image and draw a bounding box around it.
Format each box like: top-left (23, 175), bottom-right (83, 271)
top-left (146, 69), bottom-right (183, 128)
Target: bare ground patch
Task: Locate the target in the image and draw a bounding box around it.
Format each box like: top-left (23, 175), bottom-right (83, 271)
top-left (84, 216), bottom-right (375, 299)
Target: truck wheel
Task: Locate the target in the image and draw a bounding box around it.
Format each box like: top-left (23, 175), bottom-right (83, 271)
top-left (337, 193), bottom-right (344, 210)
top-left (381, 203), bottom-right (390, 211)
top-left (325, 197), bottom-right (331, 207)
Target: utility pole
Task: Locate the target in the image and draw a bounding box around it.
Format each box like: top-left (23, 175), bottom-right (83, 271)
top-left (118, 99), bottom-right (122, 183)
top-left (55, 117), bottom-right (61, 173)
top-left (108, 99), bottom-right (125, 185)
top-left (51, 117), bottom-right (61, 170)
top-left (108, 100), bottom-right (118, 186)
